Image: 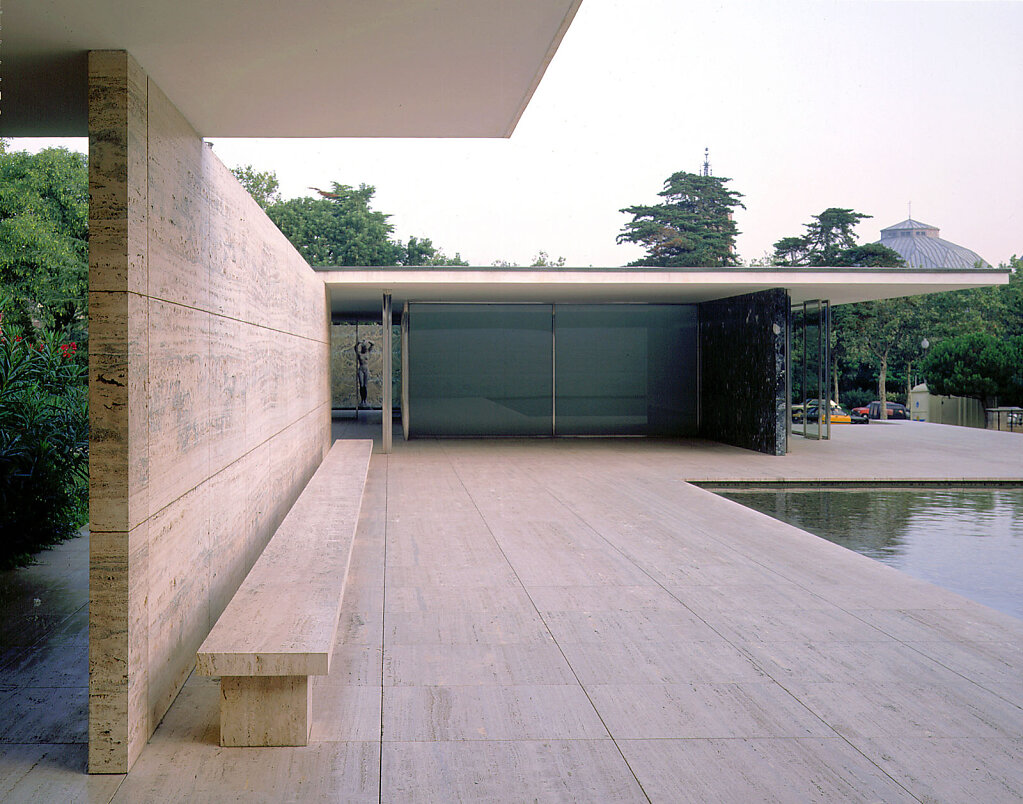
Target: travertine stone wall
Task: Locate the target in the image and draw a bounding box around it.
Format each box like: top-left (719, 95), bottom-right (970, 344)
top-left (88, 51), bottom-right (330, 773)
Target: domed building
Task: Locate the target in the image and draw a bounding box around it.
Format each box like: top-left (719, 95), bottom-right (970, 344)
top-left (877, 218), bottom-right (991, 269)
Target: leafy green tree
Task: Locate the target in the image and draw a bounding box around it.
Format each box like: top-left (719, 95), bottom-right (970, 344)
top-left (0, 145), bottom-right (88, 337)
top-left (234, 171), bottom-right (470, 267)
top-left (839, 297), bottom-right (927, 417)
top-left (400, 236), bottom-right (468, 266)
top-left (922, 332), bottom-right (1023, 407)
top-left (773, 208), bottom-right (903, 267)
top-left (268, 183), bottom-right (404, 266)
top-left (1003, 256), bottom-right (1023, 337)
top-left (617, 171), bottom-right (744, 267)
top-left (774, 207), bottom-right (907, 414)
top-left (833, 243), bottom-right (908, 268)
top-left (230, 164), bottom-right (281, 210)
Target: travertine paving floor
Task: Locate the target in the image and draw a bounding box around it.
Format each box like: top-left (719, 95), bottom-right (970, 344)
top-left (2, 420), bottom-right (1022, 802)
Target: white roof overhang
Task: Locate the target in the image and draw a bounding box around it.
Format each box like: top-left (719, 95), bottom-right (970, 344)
top-left (319, 267), bottom-right (1010, 319)
top-left (1, 0), bottom-right (582, 137)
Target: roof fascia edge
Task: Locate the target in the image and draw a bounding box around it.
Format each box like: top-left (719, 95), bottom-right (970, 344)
top-left (501, 0), bottom-right (585, 138)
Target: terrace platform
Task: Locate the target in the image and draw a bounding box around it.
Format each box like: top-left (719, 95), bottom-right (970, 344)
top-left (2, 420), bottom-right (1021, 801)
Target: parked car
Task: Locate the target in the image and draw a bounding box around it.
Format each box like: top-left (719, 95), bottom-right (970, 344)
top-left (793, 399), bottom-right (845, 423)
top-left (851, 401), bottom-right (909, 420)
top-left (804, 402), bottom-right (864, 424)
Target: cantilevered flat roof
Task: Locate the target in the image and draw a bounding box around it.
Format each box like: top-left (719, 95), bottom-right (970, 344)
top-left (1, 0), bottom-right (582, 137)
top-left (319, 266), bottom-right (1010, 318)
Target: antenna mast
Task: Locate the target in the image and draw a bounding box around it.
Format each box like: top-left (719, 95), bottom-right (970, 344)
top-left (701, 148), bottom-right (712, 177)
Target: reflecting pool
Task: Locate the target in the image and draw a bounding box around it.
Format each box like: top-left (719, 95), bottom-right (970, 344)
top-left (717, 487), bottom-right (1023, 620)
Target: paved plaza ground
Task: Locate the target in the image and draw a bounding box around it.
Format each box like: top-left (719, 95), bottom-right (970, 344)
top-left (2, 420), bottom-right (1021, 802)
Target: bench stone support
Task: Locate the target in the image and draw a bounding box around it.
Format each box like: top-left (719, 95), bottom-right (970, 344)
top-left (220, 676), bottom-right (311, 747)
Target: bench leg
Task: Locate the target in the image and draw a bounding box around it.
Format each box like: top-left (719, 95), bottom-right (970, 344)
top-left (219, 676), bottom-right (311, 747)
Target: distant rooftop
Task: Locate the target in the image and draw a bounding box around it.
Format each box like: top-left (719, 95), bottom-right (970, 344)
top-left (878, 218), bottom-right (991, 270)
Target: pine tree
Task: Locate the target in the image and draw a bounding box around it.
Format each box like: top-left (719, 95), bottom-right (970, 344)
top-left (617, 172), bottom-right (744, 267)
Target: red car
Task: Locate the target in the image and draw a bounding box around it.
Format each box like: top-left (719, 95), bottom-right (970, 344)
top-left (851, 401), bottom-right (909, 420)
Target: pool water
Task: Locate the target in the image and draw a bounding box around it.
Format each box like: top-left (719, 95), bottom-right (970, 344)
top-left (717, 487), bottom-right (1023, 620)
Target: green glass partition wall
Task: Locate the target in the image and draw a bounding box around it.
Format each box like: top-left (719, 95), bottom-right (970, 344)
top-left (406, 303), bottom-right (698, 437)
top-left (408, 304), bottom-right (553, 436)
top-left (554, 305), bottom-right (697, 436)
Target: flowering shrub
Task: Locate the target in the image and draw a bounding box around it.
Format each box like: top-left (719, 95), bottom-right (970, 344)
top-left (0, 321), bottom-right (88, 567)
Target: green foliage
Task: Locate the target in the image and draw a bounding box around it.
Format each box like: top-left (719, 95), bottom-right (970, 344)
top-left (259, 181), bottom-right (470, 267)
top-left (0, 328), bottom-right (88, 568)
top-left (529, 251), bottom-right (567, 268)
top-left (841, 388), bottom-right (875, 410)
top-left (268, 183), bottom-right (403, 266)
top-left (617, 171), bottom-right (745, 267)
top-left (1004, 256), bottom-right (1023, 337)
top-left (0, 146), bottom-right (89, 337)
top-left (773, 208), bottom-right (903, 267)
top-left (400, 236), bottom-right (468, 266)
top-left (491, 251), bottom-right (568, 268)
top-left (922, 332), bottom-right (1023, 406)
top-left (230, 164), bottom-right (281, 210)
top-left (833, 243), bottom-right (907, 268)
top-left (773, 207), bottom-right (910, 409)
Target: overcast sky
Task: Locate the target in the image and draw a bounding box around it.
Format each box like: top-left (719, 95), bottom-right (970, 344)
top-left (13, 0), bottom-right (1022, 268)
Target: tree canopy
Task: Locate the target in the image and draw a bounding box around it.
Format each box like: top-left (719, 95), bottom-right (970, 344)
top-left (268, 183), bottom-right (403, 266)
top-left (0, 144), bottom-right (89, 336)
top-left (775, 207), bottom-right (906, 415)
top-left (232, 170), bottom-right (468, 267)
top-left (922, 332), bottom-right (1023, 406)
top-left (617, 171), bottom-right (744, 267)
top-left (773, 208), bottom-right (903, 267)
top-left (491, 251), bottom-right (567, 268)
top-left (400, 236), bottom-right (469, 267)
top-left (230, 165), bottom-right (281, 210)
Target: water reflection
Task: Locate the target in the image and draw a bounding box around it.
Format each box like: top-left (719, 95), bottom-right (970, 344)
top-left (719, 488), bottom-right (1023, 620)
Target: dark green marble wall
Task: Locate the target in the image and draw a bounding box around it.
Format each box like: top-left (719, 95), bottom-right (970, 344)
top-left (699, 288), bottom-right (789, 455)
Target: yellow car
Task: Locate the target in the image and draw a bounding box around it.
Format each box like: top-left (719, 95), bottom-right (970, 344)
top-left (804, 402), bottom-right (855, 423)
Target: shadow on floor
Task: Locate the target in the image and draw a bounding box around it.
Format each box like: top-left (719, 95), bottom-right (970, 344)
top-left (0, 531), bottom-right (91, 782)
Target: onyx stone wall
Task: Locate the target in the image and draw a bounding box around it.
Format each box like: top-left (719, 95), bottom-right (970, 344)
top-left (87, 51), bottom-right (330, 773)
top-left (698, 288), bottom-right (788, 456)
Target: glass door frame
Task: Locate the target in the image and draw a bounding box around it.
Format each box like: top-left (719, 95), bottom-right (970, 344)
top-left (791, 299), bottom-right (832, 440)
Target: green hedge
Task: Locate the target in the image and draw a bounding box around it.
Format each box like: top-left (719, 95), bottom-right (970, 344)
top-left (0, 328), bottom-right (88, 568)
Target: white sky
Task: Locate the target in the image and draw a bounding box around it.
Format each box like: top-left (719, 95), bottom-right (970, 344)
top-left (12, 0), bottom-right (1022, 267)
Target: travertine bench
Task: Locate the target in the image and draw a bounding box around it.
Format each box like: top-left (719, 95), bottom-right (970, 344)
top-left (196, 438), bottom-right (373, 747)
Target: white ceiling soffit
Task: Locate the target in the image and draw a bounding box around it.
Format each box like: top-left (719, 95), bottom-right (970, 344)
top-left (319, 268), bottom-right (1010, 317)
top-left (1, 0), bottom-right (583, 137)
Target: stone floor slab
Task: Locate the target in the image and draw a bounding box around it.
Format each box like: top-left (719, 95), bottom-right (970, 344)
top-left (785, 680), bottom-right (1023, 741)
top-left (586, 682), bottom-right (833, 739)
top-left (558, 639), bottom-right (768, 685)
top-left (382, 684), bottom-right (610, 741)
top-left (0, 743), bottom-right (123, 804)
top-left (617, 737), bottom-right (919, 803)
top-left (384, 644), bottom-right (577, 687)
top-left (309, 684), bottom-right (382, 742)
top-left (385, 609), bottom-right (556, 646)
top-left (381, 740), bottom-right (646, 803)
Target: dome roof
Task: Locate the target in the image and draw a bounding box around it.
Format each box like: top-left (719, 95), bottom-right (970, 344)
top-left (877, 218), bottom-right (990, 270)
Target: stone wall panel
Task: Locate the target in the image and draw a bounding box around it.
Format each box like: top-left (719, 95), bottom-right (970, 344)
top-left (698, 288), bottom-right (788, 456)
top-left (87, 51), bottom-right (330, 773)
top-left (146, 299), bottom-right (211, 515)
top-left (146, 483), bottom-right (210, 728)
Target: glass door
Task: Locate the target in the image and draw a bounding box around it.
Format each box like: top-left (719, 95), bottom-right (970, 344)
top-left (791, 300), bottom-right (831, 440)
